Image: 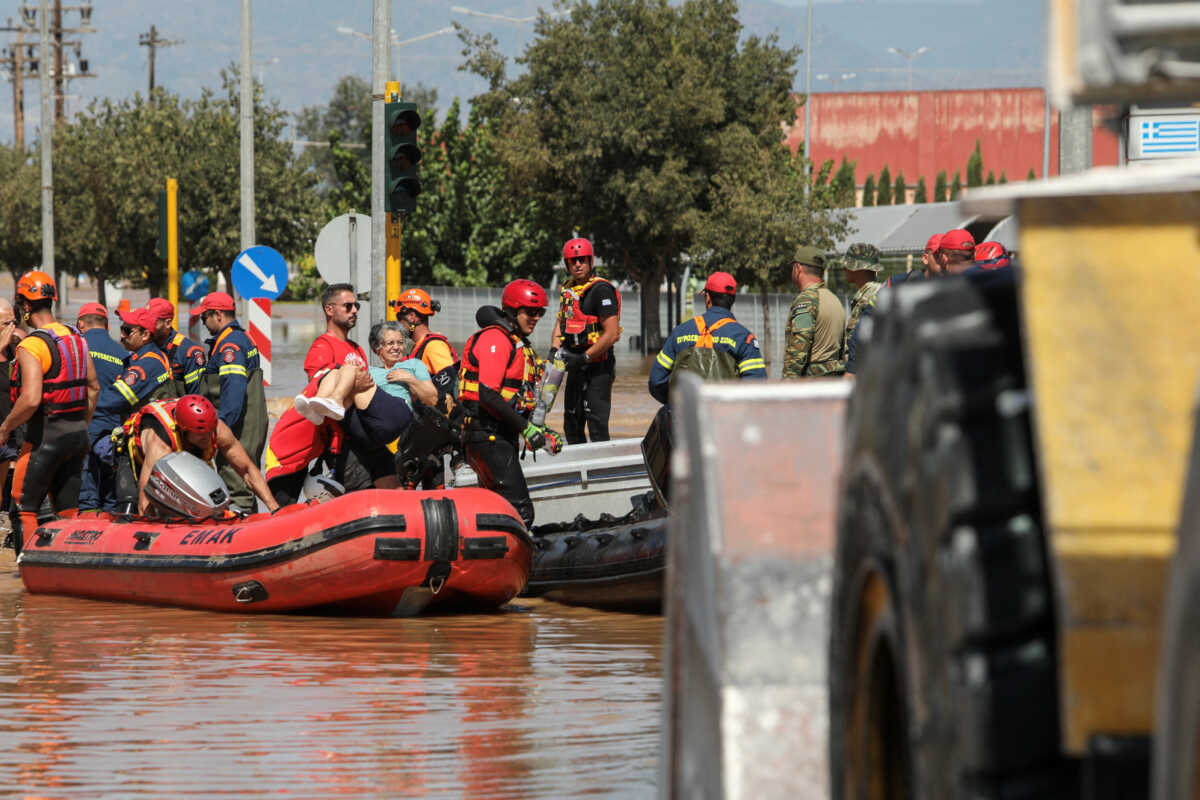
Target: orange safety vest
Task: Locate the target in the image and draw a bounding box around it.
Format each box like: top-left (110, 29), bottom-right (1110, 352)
top-left (10, 323), bottom-right (90, 416)
top-left (558, 276), bottom-right (620, 349)
top-left (457, 324), bottom-right (541, 415)
top-left (122, 398), bottom-right (217, 472)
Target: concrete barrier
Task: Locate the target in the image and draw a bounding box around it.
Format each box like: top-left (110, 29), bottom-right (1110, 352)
top-left (661, 375), bottom-right (850, 799)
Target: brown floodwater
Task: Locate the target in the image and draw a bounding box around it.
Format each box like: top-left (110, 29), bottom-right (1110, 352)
top-left (0, 554), bottom-right (663, 798)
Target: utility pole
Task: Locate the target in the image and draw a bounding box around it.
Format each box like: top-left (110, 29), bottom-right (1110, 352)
top-left (52, 0), bottom-right (62, 121)
top-left (138, 24), bottom-right (182, 92)
top-left (10, 2), bottom-right (96, 131)
top-left (38, 0), bottom-right (54, 299)
top-left (0, 22), bottom-right (28, 149)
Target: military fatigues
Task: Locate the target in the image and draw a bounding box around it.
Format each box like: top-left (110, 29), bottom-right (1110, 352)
top-left (782, 281), bottom-right (846, 378)
top-left (846, 281), bottom-right (882, 345)
top-left (202, 320), bottom-right (267, 513)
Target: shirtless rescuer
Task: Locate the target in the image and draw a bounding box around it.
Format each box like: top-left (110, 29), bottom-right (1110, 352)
top-left (459, 281), bottom-right (563, 527)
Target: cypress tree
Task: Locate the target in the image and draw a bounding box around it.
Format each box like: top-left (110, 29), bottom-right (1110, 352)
top-left (986, 170), bottom-right (996, 185)
top-left (831, 156), bottom-right (857, 207)
top-left (914, 176), bottom-right (928, 203)
top-left (861, 173), bottom-right (876, 207)
top-left (1026, 167), bottom-right (1036, 181)
top-left (893, 173), bottom-right (907, 204)
top-left (950, 171), bottom-right (963, 200)
top-left (999, 170), bottom-right (1008, 184)
top-left (966, 140), bottom-right (983, 187)
top-left (934, 170), bottom-right (948, 202)
top-left (876, 165), bottom-right (893, 205)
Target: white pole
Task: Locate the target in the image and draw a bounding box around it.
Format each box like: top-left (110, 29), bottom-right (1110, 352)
top-left (39, 0), bottom-right (55, 300)
top-left (370, 0), bottom-right (389, 343)
top-left (803, 0), bottom-right (812, 190)
top-left (240, 0), bottom-right (254, 251)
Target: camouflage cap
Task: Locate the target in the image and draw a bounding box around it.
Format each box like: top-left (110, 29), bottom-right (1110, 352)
top-left (843, 242), bottom-right (882, 272)
top-left (790, 245), bottom-right (826, 269)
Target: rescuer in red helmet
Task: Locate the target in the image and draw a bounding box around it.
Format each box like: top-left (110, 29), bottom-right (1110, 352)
top-left (0, 271), bottom-right (100, 553)
top-left (550, 237), bottom-right (621, 444)
top-left (458, 280), bottom-right (561, 527)
top-left (119, 394), bottom-right (278, 517)
top-left (973, 241), bottom-right (1011, 270)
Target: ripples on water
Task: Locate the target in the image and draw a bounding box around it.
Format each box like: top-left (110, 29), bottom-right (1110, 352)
top-left (0, 566), bottom-right (662, 798)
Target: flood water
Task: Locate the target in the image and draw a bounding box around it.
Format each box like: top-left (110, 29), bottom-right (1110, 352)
top-left (0, 558), bottom-right (662, 798)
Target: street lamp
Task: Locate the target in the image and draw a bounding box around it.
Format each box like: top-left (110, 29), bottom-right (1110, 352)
top-left (450, 6), bottom-right (568, 24)
top-left (337, 23), bottom-right (454, 48)
top-left (887, 45), bottom-right (928, 91)
top-left (256, 56), bottom-right (278, 86)
top-left (816, 72), bottom-right (856, 90)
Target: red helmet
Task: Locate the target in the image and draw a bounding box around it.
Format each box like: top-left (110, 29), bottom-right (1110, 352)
top-left (395, 287), bottom-right (439, 317)
top-left (16, 270), bottom-right (57, 303)
top-left (501, 279), bottom-right (549, 312)
top-left (974, 241), bottom-right (1010, 268)
top-left (562, 238), bottom-right (594, 263)
top-left (174, 394), bottom-right (218, 435)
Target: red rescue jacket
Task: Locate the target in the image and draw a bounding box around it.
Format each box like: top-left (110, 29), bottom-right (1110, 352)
top-left (10, 323), bottom-right (90, 417)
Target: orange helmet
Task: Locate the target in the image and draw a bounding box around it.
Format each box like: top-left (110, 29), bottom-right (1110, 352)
top-left (395, 287), bottom-right (439, 317)
top-left (16, 270), bottom-right (56, 303)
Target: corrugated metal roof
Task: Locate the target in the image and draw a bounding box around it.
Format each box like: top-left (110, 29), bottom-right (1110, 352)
top-left (834, 205), bottom-right (916, 250)
top-left (878, 203), bottom-right (978, 253)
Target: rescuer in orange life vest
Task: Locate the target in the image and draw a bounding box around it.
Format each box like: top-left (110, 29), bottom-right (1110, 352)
top-left (0, 271), bottom-right (100, 552)
top-left (551, 238), bottom-right (621, 444)
top-left (393, 287), bottom-right (459, 408)
top-left (459, 280), bottom-right (562, 527)
top-left (120, 394), bottom-right (278, 517)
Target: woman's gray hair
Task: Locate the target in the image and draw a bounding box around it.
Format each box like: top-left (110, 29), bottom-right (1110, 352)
top-left (369, 320), bottom-right (406, 354)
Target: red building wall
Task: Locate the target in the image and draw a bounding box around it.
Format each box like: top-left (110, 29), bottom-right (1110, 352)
top-left (783, 88), bottom-right (1120, 188)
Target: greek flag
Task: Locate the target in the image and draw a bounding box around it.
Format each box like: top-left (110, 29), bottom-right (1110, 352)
top-left (1140, 119), bottom-right (1200, 155)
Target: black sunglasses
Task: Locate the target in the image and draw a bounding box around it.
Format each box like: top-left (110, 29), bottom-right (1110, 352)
top-left (519, 306), bottom-right (546, 318)
top-left (331, 301), bottom-right (360, 311)
top-left (120, 324), bottom-right (143, 336)
top-left (566, 256), bottom-right (591, 265)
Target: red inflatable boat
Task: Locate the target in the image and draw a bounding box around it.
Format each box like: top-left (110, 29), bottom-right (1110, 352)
top-left (17, 489), bottom-right (533, 616)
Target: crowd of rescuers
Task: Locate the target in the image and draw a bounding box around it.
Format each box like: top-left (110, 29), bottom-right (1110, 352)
top-left (0, 230), bottom-right (1012, 551)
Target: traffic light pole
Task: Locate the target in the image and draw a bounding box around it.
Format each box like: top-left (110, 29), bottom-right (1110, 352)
top-left (369, 0), bottom-right (389, 347)
top-left (385, 80), bottom-right (402, 320)
top-left (167, 178), bottom-right (179, 328)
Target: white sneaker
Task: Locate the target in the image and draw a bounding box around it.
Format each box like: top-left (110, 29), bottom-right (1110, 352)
top-left (309, 396), bottom-right (346, 421)
top-left (293, 395), bottom-right (323, 425)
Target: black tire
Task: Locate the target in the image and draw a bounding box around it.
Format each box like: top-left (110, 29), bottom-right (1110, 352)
top-left (829, 268), bottom-right (1078, 798)
top-left (1152, 400), bottom-right (1200, 800)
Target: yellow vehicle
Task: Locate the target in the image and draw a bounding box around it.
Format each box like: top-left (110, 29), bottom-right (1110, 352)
top-left (828, 3), bottom-right (1200, 795)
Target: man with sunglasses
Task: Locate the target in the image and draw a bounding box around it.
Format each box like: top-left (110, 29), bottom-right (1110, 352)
top-left (459, 280), bottom-right (560, 527)
top-left (192, 291), bottom-right (268, 514)
top-left (80, 306), bottom-right (174, 513)
top-left (551, 238), bottom-right (621, 444)
top-left (146, 297), bottom-right (207, 395)
top-left (304, 283), bottom-right (368, 380)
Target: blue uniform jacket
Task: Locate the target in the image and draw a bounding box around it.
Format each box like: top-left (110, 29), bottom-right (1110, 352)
top-left (204, 320), bottom-right (259, 427)
top-left (87, 341), bottom-right (172, 443)
top-left (82, 327), bottom-right (127, 390)
top-left (162, 329), bottom-right (207, 393)
top-left (648, 307), bottom-right (767, 404)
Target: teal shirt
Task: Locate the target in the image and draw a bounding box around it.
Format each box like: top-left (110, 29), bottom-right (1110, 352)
top-left (370, 359), bottom-right (430, 406)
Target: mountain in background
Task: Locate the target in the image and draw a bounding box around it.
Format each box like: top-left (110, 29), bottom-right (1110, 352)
top-left (0, 0), bottom-right (1046, 145)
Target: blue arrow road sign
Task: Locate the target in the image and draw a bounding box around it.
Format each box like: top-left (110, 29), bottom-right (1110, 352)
top-left (181, 269), bottom-right (209, 303)
top-left (231, 246), bottom-right (289, 301)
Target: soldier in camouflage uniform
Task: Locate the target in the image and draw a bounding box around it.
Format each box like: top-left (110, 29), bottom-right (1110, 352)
top-left (782, 246), bottom-right (846, 378)
top-left (842, 242), bottom-right (884, 346)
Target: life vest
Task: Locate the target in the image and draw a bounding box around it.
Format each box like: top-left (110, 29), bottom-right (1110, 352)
top-left (558, 277), bottom-right (620, 349)
top-left (458, 324), bottom-right (542, 415)
top-left (122, 398), bottom-right (217, 472)
top-left (669, 316), bottom-right (740, 390)
top-left (9, 323), bottom-right (90, 417)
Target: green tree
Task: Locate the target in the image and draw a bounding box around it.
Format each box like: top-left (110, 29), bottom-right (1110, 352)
top-left (876, 164), bottom-right (892, 205)
top-left (999, 170), bottom-right (1008, 184)
top-left (950, 170), bottom-right (963, 200)
top-left (1027, 167), bottom-right (1036, 181)
top-left (0, 144), bottom-right (41, 281)
top-left (966, 140), bottom-right (983, 187)
top-left (829, 156), bottom-right (856, 207)
top-left (861, 173), bottom-right (876, 207)
top-left (986, 169), bottom-right (996, 185)
top-left (893, 172), bottom-right (906, 204)
top-left (933, 170), bottom-right (947, 202)
top-left (913, 176), bottom-right (928, 203)
top-left (462, 0), bottom-right (799, 349)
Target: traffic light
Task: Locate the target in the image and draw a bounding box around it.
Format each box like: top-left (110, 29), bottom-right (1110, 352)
top-left (384, 101), bottom-right (421, 214)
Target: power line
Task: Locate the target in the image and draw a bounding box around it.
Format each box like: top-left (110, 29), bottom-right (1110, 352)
top-left (138, 24), bottom-right (183, 93)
